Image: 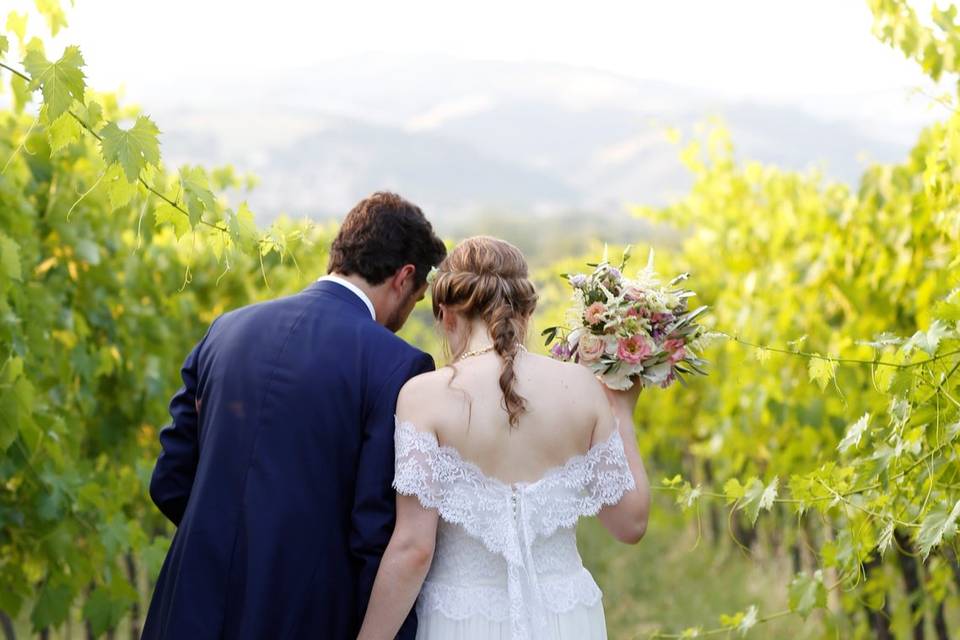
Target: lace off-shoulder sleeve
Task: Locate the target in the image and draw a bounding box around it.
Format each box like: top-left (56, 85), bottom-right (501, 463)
top-left (585, 429), bottom-right (636, 507)
top-left (524, 426), bottom-right (637, 539)
top-left (392, 418), bottom-right (446, 508)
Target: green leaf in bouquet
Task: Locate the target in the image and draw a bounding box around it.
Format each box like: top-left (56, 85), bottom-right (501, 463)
top-left (618, 244), bottom-right (632, 270)
top-left (666, 305), bottom-right (709, 333)
top-left (682, 358), bottom-right (709, 376)
top-left (542, 327), bottom-right (558, 347)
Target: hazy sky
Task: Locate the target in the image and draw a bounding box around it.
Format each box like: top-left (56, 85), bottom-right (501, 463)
top-left (9, 0), bottom-right (940, 105)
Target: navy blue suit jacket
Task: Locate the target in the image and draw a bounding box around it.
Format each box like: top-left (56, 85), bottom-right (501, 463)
top-left (142, 280), bottom-right (434, 640)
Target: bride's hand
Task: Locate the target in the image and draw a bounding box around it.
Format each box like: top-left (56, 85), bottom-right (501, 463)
top-left (602, 379), bottom-right (642, 420)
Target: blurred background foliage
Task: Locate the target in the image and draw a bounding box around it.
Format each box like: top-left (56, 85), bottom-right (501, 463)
top-left (1, 1), bottom-right (960, 638)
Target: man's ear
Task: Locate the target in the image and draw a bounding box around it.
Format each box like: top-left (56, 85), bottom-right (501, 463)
top-left (392, 264), bottom-right (417, 293)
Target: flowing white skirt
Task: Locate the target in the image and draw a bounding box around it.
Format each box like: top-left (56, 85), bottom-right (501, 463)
top-left (415, 601), bottom-right (607, 640)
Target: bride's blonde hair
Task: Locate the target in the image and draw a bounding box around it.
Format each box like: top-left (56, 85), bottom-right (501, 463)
top-left (431, 236), bottom-right (538, 427)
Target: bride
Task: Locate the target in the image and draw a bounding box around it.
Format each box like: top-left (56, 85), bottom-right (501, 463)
top-left (357, 236), bottom-right (651, 640)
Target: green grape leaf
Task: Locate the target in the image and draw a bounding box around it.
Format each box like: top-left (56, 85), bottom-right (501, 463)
top-left (228, 201), bottom-right (258, 251)
top-left (723, 477), bottom-right (745, 503)
top-left (877, 519), bottom-right (895, 556)
top-left (6, 12), bottom-right (28, 43)
top-left (788, 570), bottom-right (826, 619)
top-left (738, 605), bottom-right (758, 635)
top-left (100, 115), bottom-right (160, 183)
top-left (22, 45), bottom-right (85, 120)
top-left (917, 499), bottom-right (960, 560)
top-left (837, 412), bottom-right (870, 454)
top-left (154, 202), bottom-right (190, 239)
top-left (0, 385), bottom-right (18, 452)
top-left (741, 477), bottom-right (778, 524)
top-left (0, 35), bottom-right (8, 58)
top-left (661, 474), bottom-right (683, 487)
top-left (77, 99), bottom-right (103, 129)
top-left (903, 319), bottom-right (951, 355)
top-left (104, 164), bottom-right (138, 210)
top-left (83, 578), bottom-right (137, 637)
top-left (675, 482), bottom-right (702, 511)
top-left (34, 0), bottom-right (68, 36)
top-left (179, 166), bottom-right (216, 227)
top-left (83, 588), bottom-right (122, 638)
top-left (0, 233), bottom-right (22, 282)
top-left (946, 421), bottom-right (960, 444)
top-left (11, 74), bottom-right (31, 113)
top-left (46, 110), bottom-right (81, 153)
top-left (30, 583), bottom-right (72, 632)
top-left (808, 354), bottom-right (837, 390)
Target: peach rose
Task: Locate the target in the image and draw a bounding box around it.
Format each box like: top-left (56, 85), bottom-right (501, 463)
top-left (584, 302), bottom-right (606, 326)
top-left (579, 333), bottom-right (605, 363)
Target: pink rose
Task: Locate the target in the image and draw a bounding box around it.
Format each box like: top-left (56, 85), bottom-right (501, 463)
top-left (584, 302), bottom-right (606, 326)
top-left (624, 285), bottom-right (646, 302)
top-left (617, 335), bottom-right (654, 365)
top-left (579, 333), bottom-right (605, 363)
top-left (662, 338), bottom-right (687, 363)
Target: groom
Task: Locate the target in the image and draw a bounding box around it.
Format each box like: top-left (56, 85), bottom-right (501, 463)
top-left (142, 192), bottom-right (447, 640)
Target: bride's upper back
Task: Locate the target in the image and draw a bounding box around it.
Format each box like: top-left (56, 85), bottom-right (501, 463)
top-left (399, 350), bottom-right (610, 486)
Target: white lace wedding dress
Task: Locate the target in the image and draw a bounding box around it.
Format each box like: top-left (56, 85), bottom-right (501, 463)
top-left (393, 419), bottom-right (636, 640)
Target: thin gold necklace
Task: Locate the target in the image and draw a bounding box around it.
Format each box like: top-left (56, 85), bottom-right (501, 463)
top-left (457, 343), bottom-right (528, 362)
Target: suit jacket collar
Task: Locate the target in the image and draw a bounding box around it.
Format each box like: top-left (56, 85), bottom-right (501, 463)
top-left (306, 279), bottom-right (377, 321)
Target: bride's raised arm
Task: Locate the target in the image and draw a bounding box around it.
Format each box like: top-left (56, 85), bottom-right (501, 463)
top-left (357, 377), bottom-right (440, 640)
top-left (593, 378), bottom-right (652, 544)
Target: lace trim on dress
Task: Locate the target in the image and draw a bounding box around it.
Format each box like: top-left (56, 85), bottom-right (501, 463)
top-left (393, 418), bottom-right (636, 548)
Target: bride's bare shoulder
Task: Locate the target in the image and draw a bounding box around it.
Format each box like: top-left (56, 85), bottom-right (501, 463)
top-left (396, 366), bottom-right (459, 421)
top-left (525, 352), bottom-right (604, 391)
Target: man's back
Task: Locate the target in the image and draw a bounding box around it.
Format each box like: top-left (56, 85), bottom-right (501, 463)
top-left (143, 280), bottom-right (434, 639)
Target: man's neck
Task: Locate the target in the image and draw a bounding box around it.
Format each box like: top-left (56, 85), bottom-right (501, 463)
top-left (328, 272), bottom-right (382, 321)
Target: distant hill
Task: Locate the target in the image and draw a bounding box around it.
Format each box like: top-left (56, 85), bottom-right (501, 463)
top-left (150, 55), bottom-right (927, 231)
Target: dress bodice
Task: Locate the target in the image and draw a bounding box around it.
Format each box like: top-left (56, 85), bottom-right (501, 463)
top-left (393, 419), bottom-right (636, 639)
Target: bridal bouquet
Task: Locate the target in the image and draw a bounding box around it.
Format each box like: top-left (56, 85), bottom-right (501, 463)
top-left (542, 247), bottom-right (710, 390)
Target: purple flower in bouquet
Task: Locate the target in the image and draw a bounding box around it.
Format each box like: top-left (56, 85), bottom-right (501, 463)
top-left (569, 274), bottom-right (588, 288)
top-left (550, 341), bottom-right (572, 360)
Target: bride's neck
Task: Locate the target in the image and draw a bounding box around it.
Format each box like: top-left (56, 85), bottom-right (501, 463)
top-left (460, 318), bottom-right (495, 353)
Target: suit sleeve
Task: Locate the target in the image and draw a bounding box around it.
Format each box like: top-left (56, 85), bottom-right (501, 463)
top-left (351, 350), bottom-right (435, 636)
top-left (149, 324), bottom-right (214, 526)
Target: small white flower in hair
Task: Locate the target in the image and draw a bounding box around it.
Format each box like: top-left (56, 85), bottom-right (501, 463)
top-left (426, 266), bottom-right (440, 286)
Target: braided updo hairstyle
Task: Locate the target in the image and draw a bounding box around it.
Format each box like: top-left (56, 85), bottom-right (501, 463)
top-left (431, 236), bottom-right (538, 427)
